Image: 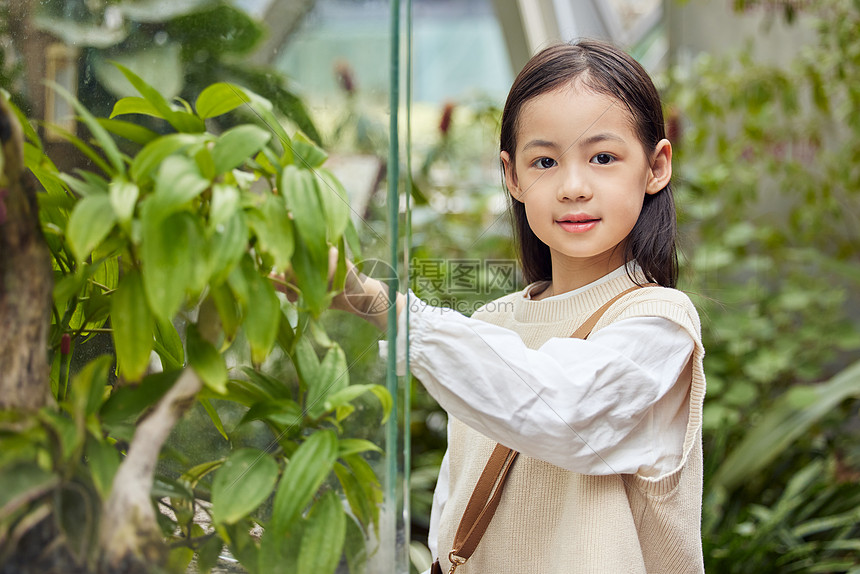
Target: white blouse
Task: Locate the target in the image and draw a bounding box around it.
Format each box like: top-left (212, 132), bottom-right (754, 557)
top-left (385, 267), bottom-right (695, 558)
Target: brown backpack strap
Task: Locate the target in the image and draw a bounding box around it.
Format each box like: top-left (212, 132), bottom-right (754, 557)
top-left (569, 284), bottom-right (652, 340)
top-left (446, 444), bottom-right (518, 569)
top-left (438, 283), bottom-right (652, 572)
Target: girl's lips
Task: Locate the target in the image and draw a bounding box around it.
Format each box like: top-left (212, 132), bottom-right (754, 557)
top-left (556, 217), bottom-right (599, 233)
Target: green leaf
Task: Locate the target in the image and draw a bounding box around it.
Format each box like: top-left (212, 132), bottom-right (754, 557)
top-left (131, 133), bottom-right (207, 183)
top-left (291, 131), bottom-right (328, 169)
top-left (150, 476), bottom-right (193, 504)
top-left (270, 429), bottom-right (338, 536)
top-left (0, 462), bottom-right (59, 522)
top-left (297, 490), bottom-right (346, 574)
top-left (153, 317), bottom-right (184, 371)
top-left (108, 178), bottom-right (139, 232)
top-left (46, 80), bottom-right (125, 175)
top-left (245, 195), bottom-right (294, 272)
top-left (227, 256), bottom-right (252, 305)
top-left (59, 172), bottom-right (108, 197)
top-left (344, 454), bottom-right (381, 526)
top-left (67, 194), bottom-right (117, 262)
top-left (276, 305), bottom-right (298, 354)
top-left (141, 210), bottom-right (206, 321)
top-left (99, 370), bottom-right (177, 426)
top-left (241, 260), bottom-right (280, 366)
top-left (281, 165), bottom-right (327, 259)
top-left (95, 43), bottom-right (183, 101)
top-left (146, 155), bottom-right (211, 223)
top-left (209, 183), bottom-right (240, 229)
top-left (86, 435), bottom-right (120, 499)
top-left (291, 337), bottom-right (319, 395)
top-left (39, 409), bottom-right (83, 463)
top-left (344, 218), bottom-right (362, 260)
top-left (324, 384), bottom-right (391, 422)
top-left (316, 168), bottom-right (351, 242)
top-left (170, 4), bottom-right (261, 55)
top-left (56, 478), bottom-right (98, 563)
top-left (238, 398), bottom-right (302, 428)
top-left (207, 211), bottom-right (248, 286)
top-left (68, 355), bottom-right (112, 420)
top-left (239, 367), bottom-right (293, 401)
top-left (111, 269), bottom-right (154, 382)
top-left (195, 146), bottom-right (216, 181)
top-left (333, 462), bottom-right (371, 532)
top-left (211, 448), bottom-right (278, 525)
top-left (337, 438), bottom-right (382, 457)
top-left (711, 360), bottom-right (860, 493)
top-left (187, 324), bottom-right (228, 394)
top-left (195, 532), bottom-right (224, 574)
top-left (167, 547), bottom-right (194, 573)
top-left (291, 233), bottom-right (330, 317)
top-left (231, 85), bottom-right (291, 151)
top-left (180, 459), bottom-right (224, 489)
top-left (2, 93), bottom-right (41, 149)
top-left (369, 386), bottom-right (393, 423)
top-left (211, 125), bottom-right (271, 175)
top-left (307, 344), bottom-right (349, 419)
top-left (110, 96), bottom-right (163, 119)
top-left (97, 117), bottom-right (159, 146)
top-left (197, 536), bottom-right (224, 574)
top-left (111, 62), bottom-right (204, 133)
top-left (259, 520), bottom-right (301, 574)
top-left (47, 124), bottom-right (113, 176)
top-left (196, 82), bottom-right (250, 119)
top-left (209, 282), bottom-right (242, 345)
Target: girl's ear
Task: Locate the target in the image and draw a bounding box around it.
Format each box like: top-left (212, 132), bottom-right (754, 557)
top-left (645, 139), bottom-right (672, 195)
top-left (500, 151), bottom-right (522, 202)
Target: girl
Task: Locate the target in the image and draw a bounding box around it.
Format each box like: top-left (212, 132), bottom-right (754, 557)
top-left (336, 39), bottom-right (706, 573)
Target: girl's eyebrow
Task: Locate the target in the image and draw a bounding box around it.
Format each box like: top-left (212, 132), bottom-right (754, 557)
top-left (580, 132), bottom-right (626, 146)
top-left (521, 132), bottom-right (626, 153)
top-left (521, 139), bottom-right (559, 151)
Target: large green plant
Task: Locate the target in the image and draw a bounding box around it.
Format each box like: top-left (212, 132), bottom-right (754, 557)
top-left (667, 0), bottom-right (860, 570)
top-left (0, 63), bottom-right (388, 574)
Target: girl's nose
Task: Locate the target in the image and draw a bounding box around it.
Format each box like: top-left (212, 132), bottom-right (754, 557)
top-left (557, 167), bottom-right (591, 201)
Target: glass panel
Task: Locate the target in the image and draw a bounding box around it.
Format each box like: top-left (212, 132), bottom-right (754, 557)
top-left (1, 0), bottom-right (410, 571)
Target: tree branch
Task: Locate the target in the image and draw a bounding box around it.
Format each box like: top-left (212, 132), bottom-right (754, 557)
top-left (98, 368), bottom-right (203, 573)
top-left (0, 95), bottom-right (53, 411)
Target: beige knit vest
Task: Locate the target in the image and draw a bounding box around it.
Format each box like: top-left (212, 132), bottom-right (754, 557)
top-left (435, 271), bottom-right (706, 573)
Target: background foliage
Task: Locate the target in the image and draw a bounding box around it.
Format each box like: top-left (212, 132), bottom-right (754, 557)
top-left (666, 1), bottom-right (860, 570)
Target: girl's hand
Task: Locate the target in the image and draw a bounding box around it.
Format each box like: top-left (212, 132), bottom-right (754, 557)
top-left (271, 247), bottom-right (404, 331)
top-left (331, 249), bottom-right (405, 330)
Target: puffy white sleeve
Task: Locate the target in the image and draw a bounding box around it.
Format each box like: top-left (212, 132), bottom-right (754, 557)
top-left (398, 294), bottom-right (694, 478)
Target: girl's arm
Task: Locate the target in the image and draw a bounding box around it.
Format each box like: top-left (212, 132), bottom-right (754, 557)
top-left (320, 258), bottom-right (691, 476)
top-left (400, 298), bottom-right (694, 477)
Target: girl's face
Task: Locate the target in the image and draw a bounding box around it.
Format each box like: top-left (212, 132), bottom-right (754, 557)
top-left (501, 82), bottom-right (672, 283)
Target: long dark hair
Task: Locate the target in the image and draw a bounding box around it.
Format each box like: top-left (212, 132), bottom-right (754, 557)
top-left (500, 39), bottom-right (678, 288)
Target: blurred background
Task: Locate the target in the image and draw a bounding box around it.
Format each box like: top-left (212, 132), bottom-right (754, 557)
top-left (2, 0), bottom-right (859, 572)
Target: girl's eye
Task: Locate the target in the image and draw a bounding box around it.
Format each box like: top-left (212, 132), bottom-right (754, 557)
top-left (534, 157), bottom-right (557, 169)
top-left (591, 153), bottom-right (615, 165)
